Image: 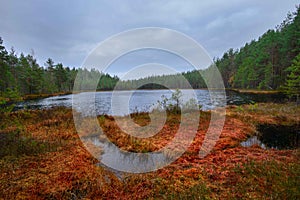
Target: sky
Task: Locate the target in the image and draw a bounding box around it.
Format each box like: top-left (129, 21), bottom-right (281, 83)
top-left (0, 0), bottom-right (299, 79)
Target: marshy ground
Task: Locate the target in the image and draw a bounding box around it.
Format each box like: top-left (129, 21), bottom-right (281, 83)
top-left (0, 103), bottom-right (299, 199)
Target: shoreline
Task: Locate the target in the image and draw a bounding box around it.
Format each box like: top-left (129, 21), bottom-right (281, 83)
top-left (228, 88), bottom-right (282, 95)
top-left (3, 88), bottom-right (283, 101)
top-left (23, 91), bottom-right (73, 101)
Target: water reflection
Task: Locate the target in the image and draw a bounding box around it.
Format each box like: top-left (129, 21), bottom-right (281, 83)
top-left (83, 135), bottom-right (173, 173)
top-left (257, 124), bottom-right (299, 149)
top-left (241, 124), bottom-right (299, 149)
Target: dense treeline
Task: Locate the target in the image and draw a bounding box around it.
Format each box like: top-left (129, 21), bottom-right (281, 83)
top-left (0, 40), bottom-right (119, 98)
top-left (115, 70), bottom-right (206, 90)
top-left (216, 6), bottom-right (300, 90)
top-left (115, 66), bottom-right (224, 90)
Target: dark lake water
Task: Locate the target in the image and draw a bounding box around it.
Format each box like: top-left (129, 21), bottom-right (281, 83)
top-left (14, 89), bottom-right (284, 116)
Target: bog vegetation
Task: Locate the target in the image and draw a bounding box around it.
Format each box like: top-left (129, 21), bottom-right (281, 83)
top-left (0, 103), bottom-right (299, 199)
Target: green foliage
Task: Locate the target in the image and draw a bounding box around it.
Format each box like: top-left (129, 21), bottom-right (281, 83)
top-left (0, 104), bottom-right (14, 113)
top-left (114, 70), bottom-right (206, 90)
top-left (0, 98), bottom-right (6, 105)
top-left (183, 97), bottom-right (202, 112)
top-left (4, 88), bottom-right (21, 100)
top-left (154, 182), bottom-right (211, 200)
top-left (0, 129), bottom-right (56, 157)
top-left (235, 105), bottom-right (244, 112)
top-left (0, 88), bottom-right (21, 113)
top-left (230, 161), bottom-right (300, 199)
top-left (217, 6), bottom-right (300, 90)
top-left (157, 89), bottom-right (182, 114)
top-left (0, 38), bottom-right (120, 97)
top-left (284, 53), bottom-right (300, 101)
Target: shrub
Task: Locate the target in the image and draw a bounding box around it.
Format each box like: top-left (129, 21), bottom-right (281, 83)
top-left (157, 89), bottom-right (201, 114)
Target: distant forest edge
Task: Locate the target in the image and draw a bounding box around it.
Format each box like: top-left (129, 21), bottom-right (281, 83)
top-left (0, 6), bottom-right (299, 101)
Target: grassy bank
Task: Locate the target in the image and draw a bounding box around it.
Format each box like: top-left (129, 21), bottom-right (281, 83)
top-left (22, 92), bottom-right (73, 101)
top-left (0, 103), bottom-right (299, 199)
top-left (228, 88), bottom-right (282, 95)
top-left (1, 92), bottom-right (73, 103)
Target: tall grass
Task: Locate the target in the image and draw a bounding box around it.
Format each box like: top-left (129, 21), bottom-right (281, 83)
top-left (226, 160), bottom-right (300, 199)
top-left (0, 128), bottom-right (56, 158)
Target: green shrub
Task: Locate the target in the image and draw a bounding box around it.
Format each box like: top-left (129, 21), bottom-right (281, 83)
top-left (0, 129), bottom-right (56, 158)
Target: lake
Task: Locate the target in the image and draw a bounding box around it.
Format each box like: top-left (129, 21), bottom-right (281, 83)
top-left (15, 89), bottom-right (282, 116)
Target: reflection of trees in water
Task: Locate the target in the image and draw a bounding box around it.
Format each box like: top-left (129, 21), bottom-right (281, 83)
top-left (257, 124), bottom-right (299, 149)
top-left (241, 125), bottom-right (299, 150)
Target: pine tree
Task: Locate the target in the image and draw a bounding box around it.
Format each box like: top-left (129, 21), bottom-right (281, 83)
top-left (284, 53), bottom-right (300, 101)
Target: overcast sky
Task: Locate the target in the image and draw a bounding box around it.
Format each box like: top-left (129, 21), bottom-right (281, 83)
top-left (0, 0), bottom-right (298, 78)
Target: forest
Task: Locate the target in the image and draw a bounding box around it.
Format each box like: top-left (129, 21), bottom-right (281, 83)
top-left (0, 45), bottom-right (119, 98)
top-left (216, 6), bottom-right (300, 90)
top-left (0, 6), bottom-right (299, 100)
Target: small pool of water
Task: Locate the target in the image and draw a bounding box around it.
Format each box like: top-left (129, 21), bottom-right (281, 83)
top-left (241, 136), bottom-right (266, 149)
top-left (241, 124), bottom-right (300, 150)
top-left (84, 135), bottom-right (172, 174)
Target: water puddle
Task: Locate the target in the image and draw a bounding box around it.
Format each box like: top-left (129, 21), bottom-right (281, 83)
top-left (241, 124), bottom-right (300, 149)
top-left (241, 136), bottom-right (266, 149)
top-left (82, 135), bottom-right (171, 179)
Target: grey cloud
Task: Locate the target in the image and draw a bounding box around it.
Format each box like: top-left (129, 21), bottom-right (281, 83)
top-left (0, 0), bottom-right (298, 76)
